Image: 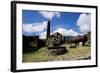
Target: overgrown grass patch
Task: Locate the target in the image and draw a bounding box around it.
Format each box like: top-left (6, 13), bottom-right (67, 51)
top-left (23, 44), bottom-right (91, 63)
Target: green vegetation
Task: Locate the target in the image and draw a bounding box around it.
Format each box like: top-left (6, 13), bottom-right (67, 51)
top-left (23, 44), bottom-right (91, 63)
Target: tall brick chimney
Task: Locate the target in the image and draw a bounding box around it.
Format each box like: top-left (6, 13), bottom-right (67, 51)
top-left (46, 21), bottom-right (50, 39)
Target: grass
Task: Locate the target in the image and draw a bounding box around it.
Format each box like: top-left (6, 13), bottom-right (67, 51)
top-left (23, 44), bottom-right (91, 63)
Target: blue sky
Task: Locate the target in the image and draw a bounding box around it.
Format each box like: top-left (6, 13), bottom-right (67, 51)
top-left (22, 10), bottom-right (91, 39)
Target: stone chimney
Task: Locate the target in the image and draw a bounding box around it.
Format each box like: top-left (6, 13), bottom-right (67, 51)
top-left (46, 21), bottom-right (50, 39)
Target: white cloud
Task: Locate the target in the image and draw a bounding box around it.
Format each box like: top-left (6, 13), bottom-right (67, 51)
top-left (53, 27), bottom-right (67, 36)
top-left (23, 24), bottom-right (33, 33)
top-left (32, 21), bottom-right (47, 32)
top-left (79, 24), bottom-right (90, 33)
top-left (39, 31), bottom-right (47, 39)
top-left (53, 27), bottom-right (79, 36)
top-left (66, 29), bottom-right (79, 36)
top-left (39, 11), bottom-right (60, 20)
top-left (23, 21), bottom-right (47, 33)
top-left (39, 27), bottom-right (80, 39)
top-left (77, 13), bottom-right (91, 33)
